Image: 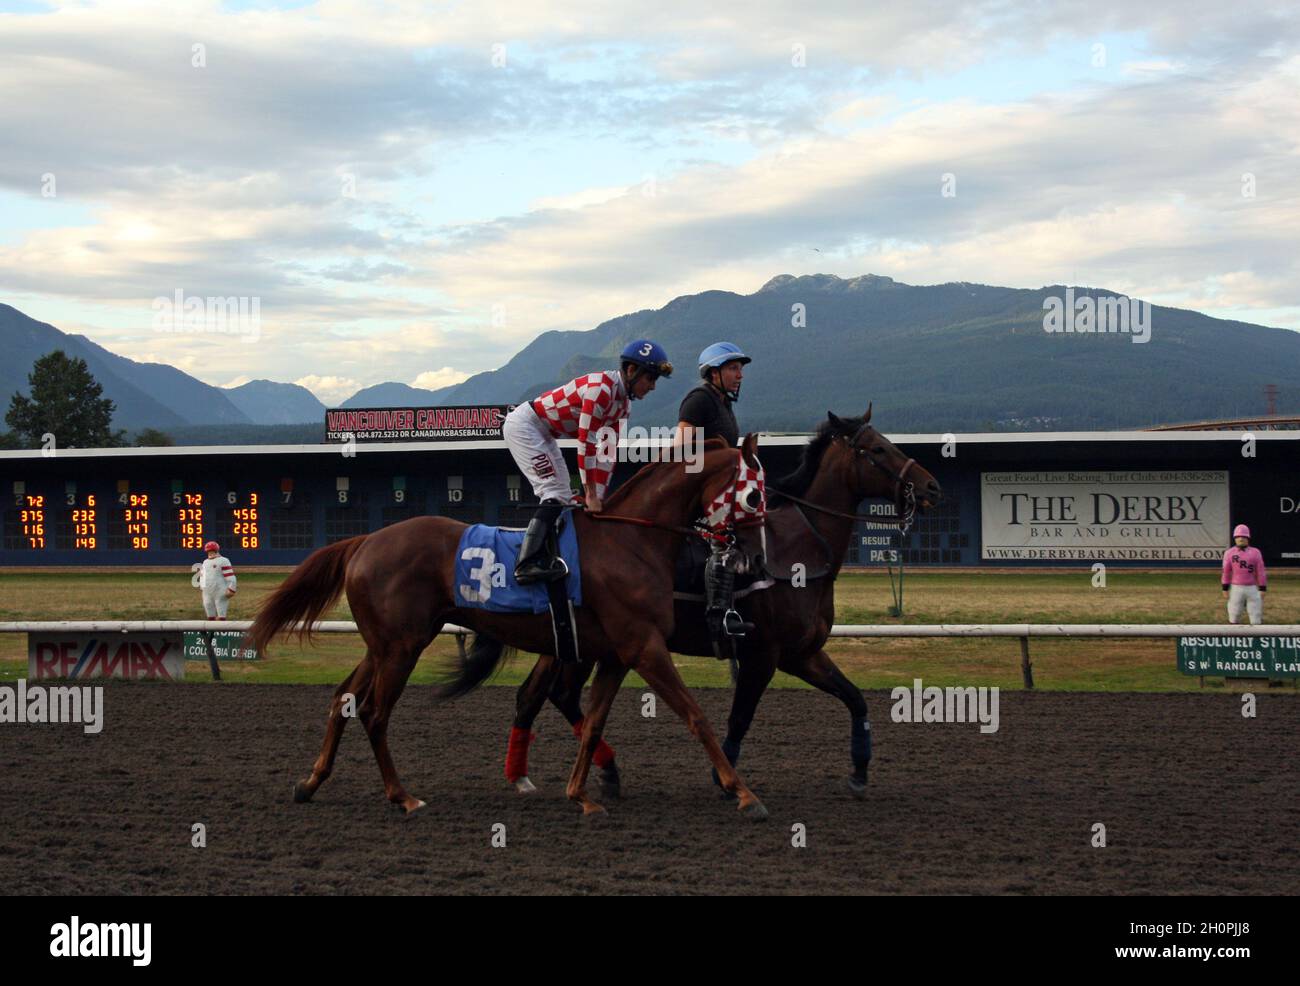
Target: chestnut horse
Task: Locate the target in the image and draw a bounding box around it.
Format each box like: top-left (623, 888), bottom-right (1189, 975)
top-left (506, 408), bottom-right (942, 798)
top-left (246, 436), bottom-right (770, 819)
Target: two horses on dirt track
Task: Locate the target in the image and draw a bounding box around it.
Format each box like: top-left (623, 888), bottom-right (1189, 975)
top-left (247, 409), bottom-right (941, 818)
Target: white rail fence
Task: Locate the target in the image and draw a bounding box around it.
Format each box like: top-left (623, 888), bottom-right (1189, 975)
top-left (4, 621), bottom-right (1298, 688)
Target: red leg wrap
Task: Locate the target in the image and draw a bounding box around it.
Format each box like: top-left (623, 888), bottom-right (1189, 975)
top-left (572, 717), bottom-right (616, 768)
top-left (505, 726), bottom-right (534, 782)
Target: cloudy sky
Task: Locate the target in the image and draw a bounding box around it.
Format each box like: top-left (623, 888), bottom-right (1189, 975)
top-left (2, 0), bottom-right (1297, 403)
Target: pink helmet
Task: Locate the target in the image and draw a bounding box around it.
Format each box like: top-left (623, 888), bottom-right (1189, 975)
top-left (1233, 525), bottom-right (1250, 540)
top-left (204, 541), bottom-right (220, 552)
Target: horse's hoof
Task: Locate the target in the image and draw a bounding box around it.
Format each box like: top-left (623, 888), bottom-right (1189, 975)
top-left (581, 801), bottom-right (607, 817)
top-left (847, 775), bottom-right (868, 800)
top-left (596, 767), bottom-right (621, 800)
top-left (292, 781), bottom-right (314, 804)
top-left (513, 776), bottom-right (538, 795)
top-left (739, 800), bottom-right (769, 822)
top-left (404, 799), bottom-right (427, 816)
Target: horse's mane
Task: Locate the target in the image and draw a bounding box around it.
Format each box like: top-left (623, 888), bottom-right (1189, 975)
top-left (767, 414), bottom-right (866, 504)
top-left (604, 438), bottom-right (731, 509)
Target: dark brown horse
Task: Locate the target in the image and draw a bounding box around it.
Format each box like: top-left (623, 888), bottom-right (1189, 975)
top-left (246, 435), bottom-right (771, 819)
top-left (505, 408), bottom-right (941, 798)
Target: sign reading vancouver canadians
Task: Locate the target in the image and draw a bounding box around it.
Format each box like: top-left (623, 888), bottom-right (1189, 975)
top-left (325, 405), bottom-right (515, 442)
top-left (980, 471), bottom-right (1230, 560)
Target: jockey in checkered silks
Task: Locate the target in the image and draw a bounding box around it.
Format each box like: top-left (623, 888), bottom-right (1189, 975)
top-left (502, 339), bottom-right (673, 584)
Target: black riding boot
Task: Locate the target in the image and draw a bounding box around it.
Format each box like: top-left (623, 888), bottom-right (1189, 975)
top-left (515, 499), bottom-right (569, 584)
top-left (705, 546), bottom-right (751, 658)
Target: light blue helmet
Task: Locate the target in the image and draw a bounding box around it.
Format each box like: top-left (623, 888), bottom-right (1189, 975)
top-left (698, 342), bottom-right (751, 377)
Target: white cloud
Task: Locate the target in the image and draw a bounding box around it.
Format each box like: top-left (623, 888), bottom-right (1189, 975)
top-left (412, 367), bottom-right (472, 390)
top-left (294, 374), bottom-right (362, 404)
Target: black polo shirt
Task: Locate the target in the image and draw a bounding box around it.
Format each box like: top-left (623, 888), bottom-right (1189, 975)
top-left (678, 383), bottom-right (739, 447)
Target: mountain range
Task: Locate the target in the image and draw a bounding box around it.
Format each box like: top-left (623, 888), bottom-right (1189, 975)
top-left (3, 275), bottom-right (1297, 443)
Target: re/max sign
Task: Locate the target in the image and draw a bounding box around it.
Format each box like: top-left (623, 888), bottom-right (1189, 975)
top-left (28, 634), bottom-right (187, 681)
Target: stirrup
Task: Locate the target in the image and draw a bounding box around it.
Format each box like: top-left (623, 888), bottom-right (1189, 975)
top-left (721, 608), bottom-right (750, 637)
top-left (515, 553), bottom-right (569, 584)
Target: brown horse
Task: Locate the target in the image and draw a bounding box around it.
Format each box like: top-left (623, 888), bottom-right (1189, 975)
top-left (246, 435), bottom-right (771, 819)
top-left (505, 408), bottom-right (942, 798)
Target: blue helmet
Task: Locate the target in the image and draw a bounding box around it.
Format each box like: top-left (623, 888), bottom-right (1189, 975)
top-left (620, 339), bottom-right (673, 378)
top-left (698, 342), bottom-right (751, 375)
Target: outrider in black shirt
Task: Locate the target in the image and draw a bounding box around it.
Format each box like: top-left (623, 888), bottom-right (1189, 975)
top-left (678, 383), bottom-right (739, 447)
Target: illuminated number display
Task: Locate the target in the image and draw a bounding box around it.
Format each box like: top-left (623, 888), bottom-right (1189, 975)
top-left (64, 493), bottom-right (99, 550)
top-left (161, 491), bottom-right (206, 550)
top-left (126, 492), bottom-right (151, 550)
top-left (109, 492), bottom-right (152, 550)
top-left (5, 494), bottom-right (48, 549)
top-left (180, 492), bottom-right (204, 549)
top-left (219, 491), bottom-right (262, 549)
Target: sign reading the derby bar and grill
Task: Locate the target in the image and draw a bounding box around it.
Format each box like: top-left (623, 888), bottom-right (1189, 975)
top-left (981, 470), bottom-right (1229, 560)
top-left (326, 405), bottom-right (514, 442)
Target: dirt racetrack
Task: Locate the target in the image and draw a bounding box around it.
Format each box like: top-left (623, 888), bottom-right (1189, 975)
top-left (2, 683), bottom-right (1296, 895)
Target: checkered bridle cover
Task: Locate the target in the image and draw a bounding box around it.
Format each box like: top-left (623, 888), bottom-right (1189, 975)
top-left (704, 454), bottom-right (766, 533)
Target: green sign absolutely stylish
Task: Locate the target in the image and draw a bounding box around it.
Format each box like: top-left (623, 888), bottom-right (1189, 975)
top-left (182, 631), bottom-right (260, 662)
top-left (1177, 636), bottom-right (1300, 677)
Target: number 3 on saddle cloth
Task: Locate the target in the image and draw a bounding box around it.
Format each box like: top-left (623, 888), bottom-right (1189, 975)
top-left (454, 516), bottom-right (583, 662)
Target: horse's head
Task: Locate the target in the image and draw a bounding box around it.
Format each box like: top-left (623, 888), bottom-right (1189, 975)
top-left (604, 434), bottom-right (766, 533)
top-left (825, 405), bottom-right (941, 526)
top-left (698, 433), bottom-right (766, 531)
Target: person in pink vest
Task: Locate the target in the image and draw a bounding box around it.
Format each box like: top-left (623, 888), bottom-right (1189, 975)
top-left (1222, 524), bottom-right (1267, 625)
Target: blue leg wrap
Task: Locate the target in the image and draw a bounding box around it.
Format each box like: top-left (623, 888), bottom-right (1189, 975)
top-left (850, 715), bottom-right (872, 771)
top-left (721, 737), bottom-right (742, 766)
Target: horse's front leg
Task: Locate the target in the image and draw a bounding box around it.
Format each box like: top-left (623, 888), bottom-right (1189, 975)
top-left (633, 642), bottom-right (768, 821)
top-left (547, 657), bottom-right (619, 798)
top-left (780, 648), bottom-right (872, 798)
top-left (712, 643), bottom-right (778, 799)
top-left (565, 657), bottom-right (628, 815)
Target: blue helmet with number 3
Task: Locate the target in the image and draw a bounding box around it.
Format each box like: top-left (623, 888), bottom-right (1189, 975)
top-left (620, 339), bottom-right (673, 378)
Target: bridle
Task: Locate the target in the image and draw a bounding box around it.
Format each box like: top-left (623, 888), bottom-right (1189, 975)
top-left (773, 421), bottom-right (918, 535)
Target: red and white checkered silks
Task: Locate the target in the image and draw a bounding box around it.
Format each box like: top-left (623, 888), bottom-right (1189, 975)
top-left (704, 454), bottom-right (766, 533)
top-left (531, 370), bottom-right (630, 499)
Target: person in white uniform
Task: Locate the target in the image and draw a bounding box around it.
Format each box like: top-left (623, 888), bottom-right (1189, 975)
top-left (199, 540), bottom-right (237, 619)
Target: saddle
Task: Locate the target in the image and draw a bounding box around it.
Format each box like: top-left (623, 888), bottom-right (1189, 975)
top-left (757, 502), bottom-right (834, 582)
top-left (671, 503), bottom-right (833, 598)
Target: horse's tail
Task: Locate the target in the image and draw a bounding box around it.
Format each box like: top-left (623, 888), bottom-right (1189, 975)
top-left (247, 536), bottom-right (367, 655)
top-left (433, 632), bottom-right (514, 699)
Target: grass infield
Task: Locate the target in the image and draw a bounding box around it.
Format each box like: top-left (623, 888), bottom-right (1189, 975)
top-left (0, 569), bottom-right (1294, 692)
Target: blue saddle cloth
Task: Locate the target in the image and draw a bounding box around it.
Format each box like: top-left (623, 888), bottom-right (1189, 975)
top-left (453, 514), bottom-right (582, 613)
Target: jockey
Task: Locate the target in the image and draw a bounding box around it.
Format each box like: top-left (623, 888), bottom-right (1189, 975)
top-left (676, 342), bottom-right (754, 653)
top-left (503, 339), bottom-right (672, 583)
top-left (675, 340), bottom-right (750, 450)
top-left (1222, 524), bottom-right (1267, 625)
